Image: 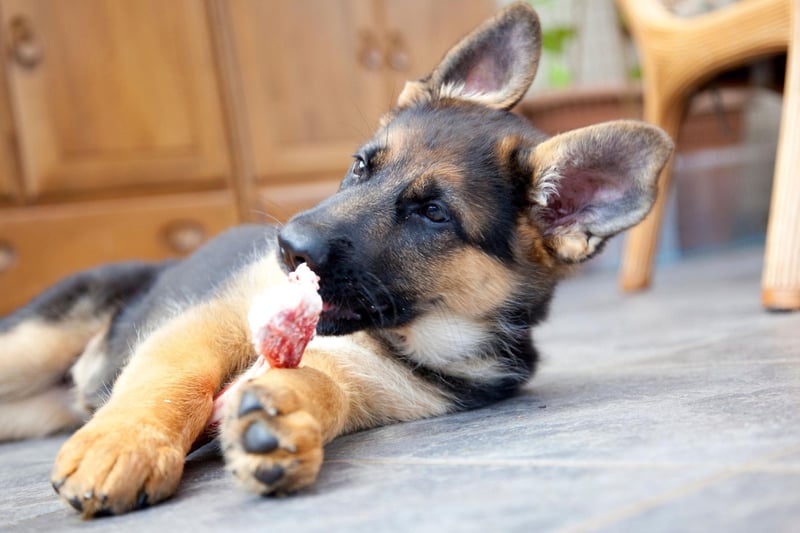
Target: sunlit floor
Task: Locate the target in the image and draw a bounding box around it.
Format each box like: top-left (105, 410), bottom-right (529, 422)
top-left (2, 244), bottom-right (798, 532)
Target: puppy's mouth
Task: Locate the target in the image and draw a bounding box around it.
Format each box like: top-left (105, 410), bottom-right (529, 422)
top-left (321, 302), bottom-right (362, 322)
top-left (317, 298), bottom-right (398, 336)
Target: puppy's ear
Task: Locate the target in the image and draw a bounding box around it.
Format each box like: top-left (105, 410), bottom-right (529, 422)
top-left (523, 120), bottom-right (673, 263)
top-left (397, 2), bottom-right (541, 110)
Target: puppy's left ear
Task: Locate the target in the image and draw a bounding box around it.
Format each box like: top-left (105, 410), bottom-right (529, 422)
top-left (398, 2), bottom-right (541, 110)
top-left (524, 120), bottom-right (673, 263)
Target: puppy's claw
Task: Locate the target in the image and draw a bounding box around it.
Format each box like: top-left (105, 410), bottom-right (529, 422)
top-left (67, 495), bottom-right (83, 512)
top-left (136, 491), bottom-right (149, 509)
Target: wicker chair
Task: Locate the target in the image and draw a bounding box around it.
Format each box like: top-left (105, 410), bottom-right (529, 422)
top-left (615, 0), bottom-right (800, 310)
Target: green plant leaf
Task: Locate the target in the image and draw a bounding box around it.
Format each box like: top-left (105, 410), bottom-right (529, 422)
top-left (548, 62), bottom-right (573, 87)
top-left (541, 27), bottom-right (577, 54)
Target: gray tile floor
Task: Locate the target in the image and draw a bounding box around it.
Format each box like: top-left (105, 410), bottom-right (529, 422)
top-left (2, 245), bottom-right (798, 532)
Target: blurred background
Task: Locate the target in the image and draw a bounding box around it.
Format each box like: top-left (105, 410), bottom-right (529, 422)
top-left (0, 0), bottom-right (784, 313)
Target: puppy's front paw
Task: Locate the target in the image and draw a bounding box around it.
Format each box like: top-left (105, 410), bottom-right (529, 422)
top-left (51, 418), bottom-right (184, 517)
top-left (221, 382), bottom-right (323, 496)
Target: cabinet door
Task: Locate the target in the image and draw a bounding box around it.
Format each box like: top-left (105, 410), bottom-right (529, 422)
top-left (0, 0), bottom-right (230, 200)
top-left (0, 57), bottom-right (18, 202)
top-left (383, 0), bottom-right (495, 95)
top-left (227, 0), bottom-right (387, 180)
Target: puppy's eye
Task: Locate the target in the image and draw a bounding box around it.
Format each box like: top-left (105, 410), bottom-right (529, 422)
top-left (422, 202), bottom-right (449, 223)
top-left (351, 156), bottom-right (366, 178)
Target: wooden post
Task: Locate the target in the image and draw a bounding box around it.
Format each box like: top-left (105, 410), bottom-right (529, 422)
top-left (762, 0), bottom-right (800, 310)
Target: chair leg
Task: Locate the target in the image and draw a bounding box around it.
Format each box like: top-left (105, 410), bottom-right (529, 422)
top-left (762, 0), bottom-right (800, 311)
top-left (619, 98), bottom-right (685, 291)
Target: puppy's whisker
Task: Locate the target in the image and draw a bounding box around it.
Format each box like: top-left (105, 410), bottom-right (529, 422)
top-left (250, 209), bottom-right (284, 228)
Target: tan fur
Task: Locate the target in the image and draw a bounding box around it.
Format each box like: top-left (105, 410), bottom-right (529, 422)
top-left (397, 79), bottom-right (432, 109)
top-left (222, 368), bottom-right (334, 495)
top-left (50, 252), bottom-right (453, 515)
top-left (0, 312), bottom-right (110, 400)
top-left (303, 334), bottom-right (451, 431)
top-left (222, 329), bottom-right (454, 495)
top-left (51, 300), bottom-right (246, 517)
top-left (0, 386), bottom-right (83, 441)
top-left (515, 219), bottom-right (558, 271)
top-left (434, 248), bottom-right (516, 316)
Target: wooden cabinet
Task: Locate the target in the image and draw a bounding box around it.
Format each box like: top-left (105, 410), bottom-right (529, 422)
top-left (227, 0), bottom-right (387, 178)
top-left (1, 0), bottom-right (230, 200)
top-left (228, 0), bottom-right (494, 217)
top-left (0, 0), bottom-right (237, 313)
top-left (0, 0), bottom-right (497, 314)
top-left (382, 0), bottom-right (496, 90)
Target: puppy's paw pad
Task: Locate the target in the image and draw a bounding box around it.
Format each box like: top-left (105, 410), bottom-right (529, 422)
top-left (242, 420), bottom-right (279, 453)
top-left (222, 384), bottom-right (322, 495)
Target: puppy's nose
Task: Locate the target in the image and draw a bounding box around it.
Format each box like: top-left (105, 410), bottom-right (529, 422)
top-left (278, 224), bottom-right (327, 272)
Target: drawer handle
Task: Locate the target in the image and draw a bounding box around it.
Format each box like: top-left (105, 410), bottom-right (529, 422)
top-left (8, 15), bottom-right (43, 69)
top-left (0, 242), bottom-right (16, 273)
top-left (386, 31), bottom-right (409, 72)
top-left (357, 29), bottom-right (383, 71)
top-left (163, 221), bottom-right (206, 254)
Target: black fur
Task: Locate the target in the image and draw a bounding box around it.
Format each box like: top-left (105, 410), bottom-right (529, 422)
top-left (0, 262), bottom-right (170, 333)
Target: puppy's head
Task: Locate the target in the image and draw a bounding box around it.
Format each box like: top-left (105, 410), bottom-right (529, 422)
top-left (279, 2), bottom-right (672, 337)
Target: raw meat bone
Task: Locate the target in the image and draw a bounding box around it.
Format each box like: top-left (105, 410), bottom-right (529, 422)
top-left (208, 263), bottom-right (321, 430)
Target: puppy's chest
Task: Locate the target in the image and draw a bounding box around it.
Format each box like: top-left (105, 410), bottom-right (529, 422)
top-left (391, 312), bottom-right (492, 367)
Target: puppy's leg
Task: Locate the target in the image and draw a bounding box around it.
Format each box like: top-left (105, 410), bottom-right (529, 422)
top-left (50, 300), bottom-right (251, 517)
top-left (222, 366), bottom-right (346, 495)
top-left (0, 385), bottom-right (83, 441)
top-left (0, 261), bottom-right (165, 402)
top-left (222, 335), bottom-right (452, 495)
top-left (0, 315), bottom-right (108, 401)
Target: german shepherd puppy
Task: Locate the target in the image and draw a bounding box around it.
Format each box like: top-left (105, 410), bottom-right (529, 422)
top-left (0, 2), bottom-right (671, 517)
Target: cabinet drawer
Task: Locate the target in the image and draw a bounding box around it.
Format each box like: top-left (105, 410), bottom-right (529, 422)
top-left (0, 191), bottom-right (237, 315)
